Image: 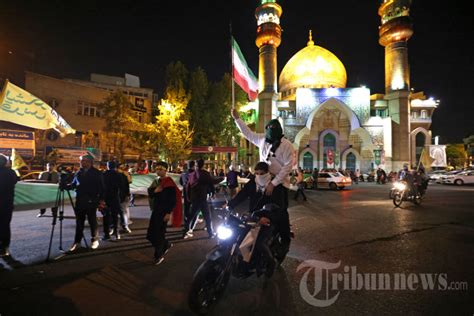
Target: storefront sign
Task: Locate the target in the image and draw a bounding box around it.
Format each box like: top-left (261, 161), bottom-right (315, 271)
top-left (0, 129), bottom-right (35, 158)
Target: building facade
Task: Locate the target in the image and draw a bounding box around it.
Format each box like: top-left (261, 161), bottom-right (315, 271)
top-left (251, 0), bottom-right (440, 172)
top-left (23, 71), bottom-right (155, 162)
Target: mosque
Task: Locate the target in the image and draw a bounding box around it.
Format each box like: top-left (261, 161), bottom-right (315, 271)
top-left (248, 0), bottom-right (443, 172)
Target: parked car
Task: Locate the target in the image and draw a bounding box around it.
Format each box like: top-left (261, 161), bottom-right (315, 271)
top-left (444, 171), bottom-right (474, 186)
top-left (317, 172), bottom-right (352, 190)
top-left (436, 170), bottom-right (463, 184)
top-left (427, 170), bottom-right (447, 181)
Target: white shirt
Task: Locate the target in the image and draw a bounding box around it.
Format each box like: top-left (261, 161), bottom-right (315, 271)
top-left (235, 118), bottom-right (294, 188)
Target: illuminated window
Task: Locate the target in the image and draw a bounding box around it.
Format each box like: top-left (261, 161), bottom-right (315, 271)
top-left (303, 152), bottom-right (313, 170)
top-left (346, 152), bottom-right (356, 171)
top-left (77, 101), bottom-right (100, 117)
top-left (420, 110), bottom-right (428, 119)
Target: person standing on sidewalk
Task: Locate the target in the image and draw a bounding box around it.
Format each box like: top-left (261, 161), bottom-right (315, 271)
top-left (68, 154), bottom-right (104, 252)
top-left (37, 162), bottom-right (60, 217)
top-left (0, 154), bottom-right (18, 257)
top-left (146, 161), bottom-right (180, 265)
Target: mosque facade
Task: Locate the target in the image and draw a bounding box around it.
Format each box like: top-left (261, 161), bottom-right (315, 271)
top-left (250, 0), bottom-right (443, 172)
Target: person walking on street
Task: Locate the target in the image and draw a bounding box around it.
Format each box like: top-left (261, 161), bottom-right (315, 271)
top-left (294, 167), bottom-right (307, 201)
top-left (226, 165), bottom-right (239, 198)
top-left (68, 154), bottom-right (104, 252)
top-left (0, 154), bottom-right (18, 257)
top-left (312, 167), bottom-right (319, 189)
top-left (180, 160), bottom-right (195, 235)
top-left (117, 164), bottom-right (132, 233)
top-left (37, 162), bottom-right (60, 217)
top-left (146, 161), bottom-right (180, 265)
top-left (102, 161), bottom-right (123, 241)
top-left (184, 159), bottom-right (223, 239)
top-left (354, 169), bottom-right (360, 184)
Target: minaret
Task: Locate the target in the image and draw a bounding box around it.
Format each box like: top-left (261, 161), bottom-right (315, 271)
top-left (255, 0), bottom-right (282, 132)
top-left (378, 0), bottom-right (413, 169)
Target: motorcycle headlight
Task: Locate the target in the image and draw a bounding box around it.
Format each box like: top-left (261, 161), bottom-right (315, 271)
top-left (217, 225), bottom-right (233, 240)
top-left (394, 182), bottom-right (406, 190)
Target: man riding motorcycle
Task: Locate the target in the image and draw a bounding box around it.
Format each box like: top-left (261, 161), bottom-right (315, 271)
top-left (227, 161), bottom-right (287, 277)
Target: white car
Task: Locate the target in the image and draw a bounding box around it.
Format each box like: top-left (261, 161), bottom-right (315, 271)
top-left (436, 170), bottom-right (463, 184)
top-left (427, 170), bottom-right (447, 181)
top-left (444, 171), bottom-right (474, 186)
top-left (317, 172), bottom-right (352, 190)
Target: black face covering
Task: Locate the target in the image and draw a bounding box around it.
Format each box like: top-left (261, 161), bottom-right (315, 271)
top-left (265, 119), bottom-right (283, 143)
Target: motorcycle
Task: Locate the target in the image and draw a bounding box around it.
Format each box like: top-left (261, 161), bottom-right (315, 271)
top-left (392, 180), bottom-right (423, 207)
top-left (188, 205), bottom-right (292, 315)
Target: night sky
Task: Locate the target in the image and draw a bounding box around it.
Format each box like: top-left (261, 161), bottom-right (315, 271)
top-left (0, 1), bottom-right (472, 143)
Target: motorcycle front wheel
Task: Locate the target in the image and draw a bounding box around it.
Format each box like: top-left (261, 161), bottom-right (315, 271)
top-left (393, 193), bottom-right (403, 207)
top-left (188, 259), bottom-right (231, 315)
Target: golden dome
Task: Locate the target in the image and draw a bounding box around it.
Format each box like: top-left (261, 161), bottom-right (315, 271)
top-left (279, 31), bottom-right (347, 99)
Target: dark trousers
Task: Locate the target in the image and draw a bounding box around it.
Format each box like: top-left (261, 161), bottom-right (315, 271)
top-left (189, 199), bottom-right (214, 235)
top-left (103, 203), bottom-right (120, 236)
top-left (294, 186), bottom-right (307, 201)
top-left (183, 191), bottom-right (192, 231)
top-left (255, 225), bottom-right (274, 265)
top-left (0, 207), bottom-right (13, 249)
top-left (146, 210), bottom-right (169, 259)
top-left (74, 207), bottom-right (99, 243)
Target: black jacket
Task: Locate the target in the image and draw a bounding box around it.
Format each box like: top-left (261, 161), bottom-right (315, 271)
top-left (103, 169), bottom-right (122, 205)
top-left (71, 167), bottom-right (104, 208)
top-left (0, 167), bottom-right (18, 210)
top-left (148, 184), bottom-right (176, 214)
top-left (228, 179), bottom-right (286, 224)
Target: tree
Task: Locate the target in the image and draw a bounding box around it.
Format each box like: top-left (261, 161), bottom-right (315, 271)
top-left (188, 67), bottom-right (210, 145)
top-left (446, 144), bottom-right (468, 169)
top-left (100, 91), bottom-right (138, 160)
top-left (164, 61), bottom-right (189, 105)
top-left (149, 99), bottom-right (193, 166)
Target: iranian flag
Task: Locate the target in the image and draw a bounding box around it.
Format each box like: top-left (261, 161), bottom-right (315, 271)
top-left (232, 37), bottom-right (258, 101)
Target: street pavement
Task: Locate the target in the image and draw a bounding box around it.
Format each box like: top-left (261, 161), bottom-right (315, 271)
top-left (1, 182), bottom-right (473, 315)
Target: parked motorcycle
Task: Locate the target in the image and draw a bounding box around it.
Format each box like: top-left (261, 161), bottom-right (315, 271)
top-left (392, 180), bottom-right (422, 207)
top-left (188, 205), bottom-right (292, 315)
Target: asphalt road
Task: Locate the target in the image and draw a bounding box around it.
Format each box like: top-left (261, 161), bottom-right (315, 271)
top-left (1, 182), bottom-right (473, 315)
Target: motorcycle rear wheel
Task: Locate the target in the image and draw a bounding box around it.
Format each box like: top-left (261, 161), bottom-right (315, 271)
top-left (188, 259), bottom-right (231, 315)
top-left (393, 193), bottom-right (403, 207)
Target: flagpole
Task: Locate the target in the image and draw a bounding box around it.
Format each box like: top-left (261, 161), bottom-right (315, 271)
top-left (230, 23), bottom-right (235, 110)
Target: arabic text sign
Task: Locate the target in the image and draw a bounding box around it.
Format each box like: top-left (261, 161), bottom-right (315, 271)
top-left (0, 81), bottom-right (75, 135)
top-left (52, 148), bottom-right (101, 164)
top-left (0, 129), bottom-right (35, 158)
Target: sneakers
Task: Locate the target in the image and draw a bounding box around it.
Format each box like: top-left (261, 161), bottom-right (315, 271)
top-left (183, 230), bottom-right (193, 239)
top-left (112, 233), bottom-right (121, 241)
top-left (122, 226), bottom-right (132, 234)
top-left (0, 247), bottom-right (10, 257)
top-left (153, 257), bottom-right (165, 266)
top-left (68, 243), bottom-right (80, 252)
top-left (37, 209), bottom-right (46, 218)
top-left (91, 240), bottom-right (99, 250)
top-left (164, 243), bottom-right (173, 256)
